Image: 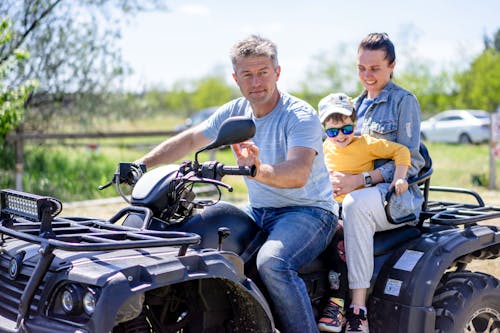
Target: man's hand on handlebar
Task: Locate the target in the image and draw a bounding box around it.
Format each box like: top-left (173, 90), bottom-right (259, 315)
top-left (232, 141), bottom-right (260, 178)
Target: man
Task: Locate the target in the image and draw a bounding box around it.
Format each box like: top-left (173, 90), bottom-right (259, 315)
top-left (136, 35), bottom-right (338, 333)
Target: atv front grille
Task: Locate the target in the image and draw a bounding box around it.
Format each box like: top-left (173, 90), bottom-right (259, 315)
top-left (0, 253), bottom-right (43, 321)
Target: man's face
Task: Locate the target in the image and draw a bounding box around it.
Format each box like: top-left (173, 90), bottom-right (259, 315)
top-left (232, 56), bottom-right (280, 107)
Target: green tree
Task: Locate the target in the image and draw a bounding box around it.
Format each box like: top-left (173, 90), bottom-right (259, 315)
top-left (395, 63), bottom-right (455, 114)
top-left (454, 29), bottom-right (500, 112)
top-left (483, 28), bottom-right (500, 52)
top-left (0, 18), bottom-right (37, 188)
top-left (0, 18), bottom-right (37, 137)
top-left (139, 75), bottom-right (237, 118)
top-left (0, 0), bottom-right (166, 132)
top-left (293, 44), bottom-right (360, 107)
top-left (190, 75), bottom-right (238, 112)
top-left (162, 82), bottom-right (195, 116)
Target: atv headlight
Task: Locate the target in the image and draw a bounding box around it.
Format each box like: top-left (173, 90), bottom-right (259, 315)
top-left (83, 290), bottom-right (97, 315)
top-left (61, 284), bottom-right (84, 314)
top-left (49, 283), bottom-right (101, 324)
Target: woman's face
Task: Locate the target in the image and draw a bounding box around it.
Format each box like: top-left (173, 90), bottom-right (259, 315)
top-left (357, 48), bottom-right (395, 98)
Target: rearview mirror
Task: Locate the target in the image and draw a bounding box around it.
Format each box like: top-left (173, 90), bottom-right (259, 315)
top-left (195, 116), bottom-right (256, 161)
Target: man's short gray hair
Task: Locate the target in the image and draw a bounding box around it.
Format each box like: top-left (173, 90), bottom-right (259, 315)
top-left (230, 35), bottom-right (279, 71)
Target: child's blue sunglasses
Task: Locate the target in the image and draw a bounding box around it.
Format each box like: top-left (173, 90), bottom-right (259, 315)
top-left (325, 124), bottom-right (354, 138)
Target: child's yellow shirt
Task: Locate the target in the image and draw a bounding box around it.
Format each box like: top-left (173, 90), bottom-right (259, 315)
top-left (323, 135), bottom-right (411, 202)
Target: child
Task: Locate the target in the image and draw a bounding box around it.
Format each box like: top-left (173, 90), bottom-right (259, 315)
top-left (317, 92), bottom-right (410, 333)
top-left (320, 92), bottom-right (410, 203)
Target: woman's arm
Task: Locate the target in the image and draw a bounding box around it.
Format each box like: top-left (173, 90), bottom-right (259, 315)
top-left (378, 93), bottom-right (423, 180)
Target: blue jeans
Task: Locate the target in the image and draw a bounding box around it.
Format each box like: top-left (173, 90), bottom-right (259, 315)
top-left (243, 205), bottom-right (337, 333)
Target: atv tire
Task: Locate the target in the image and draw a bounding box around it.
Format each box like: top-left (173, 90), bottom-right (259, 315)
top-left (433, 271), bottom-right (500, 333)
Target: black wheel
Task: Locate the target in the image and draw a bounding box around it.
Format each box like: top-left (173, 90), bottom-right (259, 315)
top-left (113, 295), bottom-right (212, 333)
top-left (458, 133), bottom-right (472, 144)
top-left (113, 310), bottom-right (153, 333)
top-left (113, 279), bottom-right (274, 333)
top-left (433, 271), bottom-right (500, 333)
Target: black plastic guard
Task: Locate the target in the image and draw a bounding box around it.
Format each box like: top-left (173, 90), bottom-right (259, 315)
top-left (368, 224), bottom-right (500, 332)
top-left (169, 201), bottom-right (261, 256)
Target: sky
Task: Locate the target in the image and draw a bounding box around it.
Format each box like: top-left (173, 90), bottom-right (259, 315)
top-left (119, 0), bottom-right (500, 92)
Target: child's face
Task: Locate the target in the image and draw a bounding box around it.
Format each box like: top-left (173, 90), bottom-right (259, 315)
top-left (324, 117), bottom-right (355, 148)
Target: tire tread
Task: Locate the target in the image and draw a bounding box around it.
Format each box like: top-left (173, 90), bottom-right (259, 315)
top-left (433, 271), bottom-right (500, 333)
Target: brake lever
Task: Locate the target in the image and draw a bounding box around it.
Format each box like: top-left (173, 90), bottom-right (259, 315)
top-left (98, 181), bottom-right (113, 190)
top-left (184, 176), bottom-right (233, 192)
top-left (98, 172), bottom-right (120, 190)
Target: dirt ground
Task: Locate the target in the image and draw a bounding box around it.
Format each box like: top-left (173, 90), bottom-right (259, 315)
top-left (62, 197), bottom-right (500, 279)
top-left (63, 197), bottom-right (129, 220)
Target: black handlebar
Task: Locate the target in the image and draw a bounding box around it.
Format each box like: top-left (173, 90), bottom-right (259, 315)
top-left (218, 165), bottom-right (257, 177)
top-left (198, 161), bottom-right (256, 180)
top-left (100, 161), bottom-right (255, 193)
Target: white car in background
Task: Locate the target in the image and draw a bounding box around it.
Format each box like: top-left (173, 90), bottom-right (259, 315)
top-left (420, 110), bottom-right (491, 144)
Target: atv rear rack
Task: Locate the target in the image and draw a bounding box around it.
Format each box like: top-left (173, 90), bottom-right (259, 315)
top-left (422, 186), bottom-right (500, 226)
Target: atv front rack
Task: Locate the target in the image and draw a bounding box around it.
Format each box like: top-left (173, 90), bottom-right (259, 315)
top-left (0, 189), bottom-right (202, 329)
top-left (0, 189), bottom-right (201, 253)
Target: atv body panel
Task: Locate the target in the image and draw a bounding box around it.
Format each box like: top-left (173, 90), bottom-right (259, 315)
top-left (0, 207), bottom-right (274, 333)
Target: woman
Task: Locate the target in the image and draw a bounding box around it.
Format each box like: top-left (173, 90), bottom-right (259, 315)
top-left (329, 32), bottom-right (425, 333)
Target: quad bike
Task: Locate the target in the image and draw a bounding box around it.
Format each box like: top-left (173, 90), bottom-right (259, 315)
top-left (0, 116), bottom-right (499, 333)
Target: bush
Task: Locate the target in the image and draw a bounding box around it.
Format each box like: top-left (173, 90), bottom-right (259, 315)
top-left (21, 145), bottom-right (116, 201)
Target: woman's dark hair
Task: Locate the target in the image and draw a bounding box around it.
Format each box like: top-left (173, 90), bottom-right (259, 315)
top-left (358, 32), bottom-right (396, 65)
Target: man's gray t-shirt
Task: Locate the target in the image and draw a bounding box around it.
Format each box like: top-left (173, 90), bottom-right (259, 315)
top-left (203, 92), bottom-right (337, 215)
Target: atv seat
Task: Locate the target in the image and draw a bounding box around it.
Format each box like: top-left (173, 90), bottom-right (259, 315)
top-left (373, 225), bottom-right (421, 256)
top-left (299, 225), bottom-right (421, 275)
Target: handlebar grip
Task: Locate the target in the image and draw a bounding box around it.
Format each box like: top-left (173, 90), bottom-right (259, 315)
top-left (219, 165), bottom-right (257, 177)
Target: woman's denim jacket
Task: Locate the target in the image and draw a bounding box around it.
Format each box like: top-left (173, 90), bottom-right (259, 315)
top-left (354, 81), bottom-right (425, 221)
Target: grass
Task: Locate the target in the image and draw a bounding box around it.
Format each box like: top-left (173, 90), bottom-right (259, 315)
top-left (423, 142), bottom-right (500, 205)
top-left (16, 134), bottom-right (247, 202)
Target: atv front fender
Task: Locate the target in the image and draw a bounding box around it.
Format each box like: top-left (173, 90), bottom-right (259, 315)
top-left (90, 250), bottom-right (275, 332)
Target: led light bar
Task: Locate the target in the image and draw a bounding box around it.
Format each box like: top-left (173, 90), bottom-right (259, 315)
top-left (1, 189), bottom-right (62, 221)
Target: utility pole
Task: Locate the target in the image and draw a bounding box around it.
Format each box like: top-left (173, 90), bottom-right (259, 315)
top-left (489, 108), bottom-right (500, 190)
